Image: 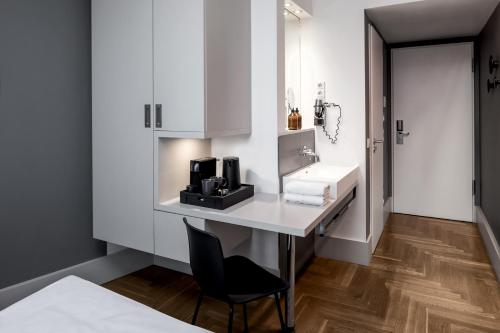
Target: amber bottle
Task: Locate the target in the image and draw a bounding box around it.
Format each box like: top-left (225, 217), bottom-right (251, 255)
top-left (296, 108), bottom-right (302, 130)
top-left (288, 109), bottom-right (298, 130)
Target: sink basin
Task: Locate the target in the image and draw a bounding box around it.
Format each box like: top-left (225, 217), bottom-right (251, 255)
top-left (283, 163), bottom-right (360, 200)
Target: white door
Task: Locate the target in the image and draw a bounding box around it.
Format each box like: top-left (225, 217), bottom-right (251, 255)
top-left (153, 0), bottom-right (205, 133)
top-left (92, 0), bottom-right (155, 252)
top-left (392, 43), bottom-right (474, 222)
top-left (369, 26), bottom-right (385, 252)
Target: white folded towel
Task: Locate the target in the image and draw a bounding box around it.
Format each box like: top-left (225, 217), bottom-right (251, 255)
top-left (285, 181), bottom-right (330, 197)
top-left (284, 193), bottom-right (328, 206)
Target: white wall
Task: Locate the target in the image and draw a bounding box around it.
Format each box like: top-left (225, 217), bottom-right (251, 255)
top-left (212, 0), bottom-right (283, 195)
top-left (211, 0), bottom-right (284, 271)
top-left (299, 0), bottom-right (419, 242)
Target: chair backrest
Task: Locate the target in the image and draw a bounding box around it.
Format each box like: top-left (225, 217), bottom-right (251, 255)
top-left (183, 218), bottom-right (227, 300)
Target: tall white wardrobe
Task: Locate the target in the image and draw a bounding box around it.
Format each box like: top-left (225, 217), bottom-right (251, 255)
top-left (92, 0), bottom-right (251, 254)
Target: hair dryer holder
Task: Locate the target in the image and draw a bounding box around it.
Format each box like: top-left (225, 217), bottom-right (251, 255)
top-left (314, 99), bottom-right (342, 144)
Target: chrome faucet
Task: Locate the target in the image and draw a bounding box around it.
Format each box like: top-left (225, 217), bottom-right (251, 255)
top-left (300, 145), bottom-right (319, 162)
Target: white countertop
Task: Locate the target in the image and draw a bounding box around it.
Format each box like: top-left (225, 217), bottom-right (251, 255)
top-left (158, 192), bottom-right (347, 237)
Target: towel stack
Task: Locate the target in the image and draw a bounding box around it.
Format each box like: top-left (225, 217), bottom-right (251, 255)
top-left (284, 181), bottom-right (330, 206)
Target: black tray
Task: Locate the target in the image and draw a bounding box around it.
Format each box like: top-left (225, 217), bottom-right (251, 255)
top-left (180, 184), bottom-right (254, 210)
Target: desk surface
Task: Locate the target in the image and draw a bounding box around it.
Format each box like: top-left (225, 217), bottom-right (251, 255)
top-left (158, 193), bottom-right (345, 237)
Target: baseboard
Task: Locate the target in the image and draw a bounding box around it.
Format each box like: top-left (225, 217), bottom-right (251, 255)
top-left (0, 249), bottom-right (153, 310)
top-left (314, 235), bottom-right (372, 266)
top-left (475, 207), bottom-right (500, 281)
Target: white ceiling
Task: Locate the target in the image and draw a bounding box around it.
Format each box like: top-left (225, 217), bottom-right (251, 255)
top-left (366, 0), bottom-right (500, 43)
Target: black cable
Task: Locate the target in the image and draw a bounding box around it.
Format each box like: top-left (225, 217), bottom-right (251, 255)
top-left (322, 103), bottom-right (342, 144)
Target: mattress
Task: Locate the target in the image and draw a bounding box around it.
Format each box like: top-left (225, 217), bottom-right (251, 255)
top-left (0, 275), bottom-right (210, 333)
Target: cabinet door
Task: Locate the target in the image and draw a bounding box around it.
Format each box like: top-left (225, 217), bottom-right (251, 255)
top-left (153, 0), bottom-right (205, 135)
top-left (92, 0), bottom-right (154, 253)
top-left (154, 211), bottom-right (205, 263)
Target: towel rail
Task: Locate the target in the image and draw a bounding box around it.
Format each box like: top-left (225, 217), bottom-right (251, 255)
top-left (316, 187), bottom-right (357, 237)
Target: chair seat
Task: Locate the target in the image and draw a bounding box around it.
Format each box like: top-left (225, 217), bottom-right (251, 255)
top-left (224, 255), bottom-right (289, 304)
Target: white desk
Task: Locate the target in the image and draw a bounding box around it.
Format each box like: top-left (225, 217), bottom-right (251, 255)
top-left (158, 191), bottom-right (355, 331)
top-left (159, 193), bottom-right (343, 237)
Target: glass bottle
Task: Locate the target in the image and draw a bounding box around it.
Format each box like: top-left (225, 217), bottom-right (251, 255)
top-left (288, 109), bottom-right (297, 130)
top-left (296, 108), bottom-right (302, 130)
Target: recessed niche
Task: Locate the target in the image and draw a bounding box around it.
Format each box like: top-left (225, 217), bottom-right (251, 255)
top-left (155, 137), bottom-right (211, 206)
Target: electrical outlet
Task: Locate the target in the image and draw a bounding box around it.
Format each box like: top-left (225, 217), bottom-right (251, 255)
top-left (317, 82), bottom-right (326, 101)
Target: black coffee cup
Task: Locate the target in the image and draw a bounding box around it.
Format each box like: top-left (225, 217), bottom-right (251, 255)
top-left (201, 177), bottom-right (226, 196)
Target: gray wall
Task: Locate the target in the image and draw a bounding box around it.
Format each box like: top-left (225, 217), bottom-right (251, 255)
top-left (0, 0), bottom-right (106, 289)
top-left (278, 129), bottom-right (316, 191)
top-left (479, 3), bottom-right (500, 244)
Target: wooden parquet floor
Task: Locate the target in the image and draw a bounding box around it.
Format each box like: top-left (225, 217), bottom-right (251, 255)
top-left (103, 214), bottom-right (500, 332)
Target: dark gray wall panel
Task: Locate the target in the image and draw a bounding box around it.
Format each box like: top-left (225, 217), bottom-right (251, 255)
top-left (278, 129), bottom-right (315, 192)
top-left (0, 0), bottom-right (105, 289)
top-left (480, 3), bottom-right (500, 243)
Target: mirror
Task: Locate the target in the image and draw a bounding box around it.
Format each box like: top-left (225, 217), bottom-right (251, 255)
top-left (285, 10), bottom-right (301, 128)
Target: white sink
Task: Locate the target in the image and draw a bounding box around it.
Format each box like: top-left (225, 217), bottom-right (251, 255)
top-left (283, 163), bottom-right (360, 200)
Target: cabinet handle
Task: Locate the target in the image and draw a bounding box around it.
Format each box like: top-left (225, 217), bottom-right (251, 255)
top-left (155, 104), bottom-right (162, 128)
top-left (144, 104), bottom-right (151, 128)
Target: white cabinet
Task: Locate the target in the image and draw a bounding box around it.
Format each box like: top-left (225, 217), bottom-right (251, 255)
top-left (92, 0), bottom-right (251, 255)
top-left (92, 0), bottom-right (154, 253)
top-left (153, 0), bottom-right (204, 135)
top-left (154, 211), bottom-right (205, 263)
top-left (153, 0), bottom-right (251, 138)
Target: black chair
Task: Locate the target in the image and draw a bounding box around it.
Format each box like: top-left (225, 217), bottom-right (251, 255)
top-left (184, 218), bottom-right (289, 333)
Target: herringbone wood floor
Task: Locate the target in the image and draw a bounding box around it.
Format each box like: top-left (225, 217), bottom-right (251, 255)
top-left (103, 214), bottom-right (500, 332)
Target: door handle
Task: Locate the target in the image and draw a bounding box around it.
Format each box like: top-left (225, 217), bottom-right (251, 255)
top-left (155, 104), bottom-right (162, 128)
top-left (144, 104), bottom-right (151, 128)
top-left (373, 139), bottom-right (384, 153)
top-left (396, 119), bottom-right (410, 144)
top-left (396, 131), bottom-right (410, 145)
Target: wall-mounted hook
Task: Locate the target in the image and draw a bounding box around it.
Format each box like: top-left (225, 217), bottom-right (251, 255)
top-left (489, 55), bottom-right (499, 74)
top-left (487, 77), bottom-right (500, 93)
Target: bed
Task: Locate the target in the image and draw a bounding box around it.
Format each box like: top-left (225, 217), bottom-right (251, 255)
top-left (0, 275), bottom-right (210, 333)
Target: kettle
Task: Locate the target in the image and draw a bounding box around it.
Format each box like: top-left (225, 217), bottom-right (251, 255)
top-left (222, 157), bottom-right (241, 191)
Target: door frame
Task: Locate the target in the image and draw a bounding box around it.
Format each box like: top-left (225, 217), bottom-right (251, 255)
top-left (365, 15), bottom-right (392, 249)
top-left (368, 24), bottom-right (387, 251)
top-left (389, 39), bottom-right (479, 222)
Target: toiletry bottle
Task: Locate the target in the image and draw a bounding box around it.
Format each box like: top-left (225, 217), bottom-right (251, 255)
top-left (288, 109), bottom-right (297, 130)
top-left (296, 108), bottom-right (302, 130)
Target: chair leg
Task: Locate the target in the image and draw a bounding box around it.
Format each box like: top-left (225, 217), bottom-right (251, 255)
top-left (284, 292), bottom-right (289, 327)
top-left (227, 304), bottom-right (234, 333)
top-left (274, 293), bottom-right (287, 332)
top-left (243, 303), bottom-right (249, 333)
top-left (192, 292), bottom-right (204, 325)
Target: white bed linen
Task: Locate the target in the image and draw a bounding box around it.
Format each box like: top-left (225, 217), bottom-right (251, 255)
top-left (0, 275), bottom-right (210, 333)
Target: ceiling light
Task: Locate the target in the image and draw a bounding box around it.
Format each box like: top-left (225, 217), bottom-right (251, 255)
top-left (284, 10), bottom-right (289, 16)
top-left (285, 3), bottom-right (292, 7)
top-left (294, 9), bottom-right (302, 14)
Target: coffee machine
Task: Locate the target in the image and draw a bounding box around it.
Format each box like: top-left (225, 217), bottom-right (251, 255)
top-left (181, 156), bottom-right (254, 210)
top-left (187, 157), bottom-right (216, 193)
